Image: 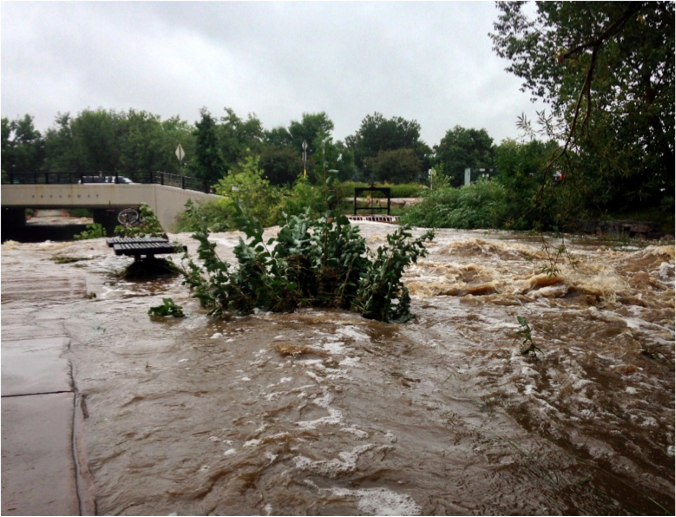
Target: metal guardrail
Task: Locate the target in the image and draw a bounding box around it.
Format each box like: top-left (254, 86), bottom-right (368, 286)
top-left (2, 171), bottom-right (211, 194)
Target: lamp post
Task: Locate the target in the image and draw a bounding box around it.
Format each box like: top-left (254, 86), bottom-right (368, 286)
top-left (302, 140), bottom-right (308, 177)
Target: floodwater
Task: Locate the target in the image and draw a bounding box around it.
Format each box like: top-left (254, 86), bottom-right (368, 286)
top-left (2, 223), bottom-right (674, 515)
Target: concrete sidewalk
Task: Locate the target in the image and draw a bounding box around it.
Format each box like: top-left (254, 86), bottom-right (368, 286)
top-left (1, 267), bottom-right (90, 515)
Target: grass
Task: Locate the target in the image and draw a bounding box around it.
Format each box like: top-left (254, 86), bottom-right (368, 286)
top-left (50, 255), bottom-right (93, 264)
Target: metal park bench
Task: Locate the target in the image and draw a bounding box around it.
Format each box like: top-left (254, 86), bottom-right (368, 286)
top-left (106, 237), bottom-right (187, 260)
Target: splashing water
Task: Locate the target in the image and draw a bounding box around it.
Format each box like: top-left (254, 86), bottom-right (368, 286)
top-left (2, 224), bottom-right (673, 515)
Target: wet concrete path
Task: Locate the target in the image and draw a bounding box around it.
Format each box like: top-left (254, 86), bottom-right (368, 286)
top-left (1, 259), bottom-right (90, 515)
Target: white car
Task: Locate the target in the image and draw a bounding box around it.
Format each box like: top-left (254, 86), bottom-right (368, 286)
top-left (79, 176), bottom-right (135, 184)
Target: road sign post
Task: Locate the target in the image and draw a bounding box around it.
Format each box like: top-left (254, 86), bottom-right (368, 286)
top-left (175, 144), bottom-right (185, 175)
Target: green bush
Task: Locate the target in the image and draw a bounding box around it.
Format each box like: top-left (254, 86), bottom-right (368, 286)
top-left (214, 155), bottom-right (283, 227)
top-left (336, 181), bottom-right (423, 199)
top-left (74, 222), bottom-right (105, 240)
top-left (174, 174), bottom-right (425, 234)
top-left (179, 196), bottom-right (434, 323)
top-left (400, 179), bottom-right (511, 229)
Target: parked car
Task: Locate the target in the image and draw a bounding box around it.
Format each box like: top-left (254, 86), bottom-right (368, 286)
top-left (79, 176), bottom-right (135, 184)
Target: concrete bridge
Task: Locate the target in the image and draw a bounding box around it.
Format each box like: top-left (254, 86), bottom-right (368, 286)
top-left (2, 175), bottom-right (221, 238)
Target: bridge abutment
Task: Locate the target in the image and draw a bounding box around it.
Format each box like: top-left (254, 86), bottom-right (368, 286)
top-left (2, 207), bottom-right (26, 242)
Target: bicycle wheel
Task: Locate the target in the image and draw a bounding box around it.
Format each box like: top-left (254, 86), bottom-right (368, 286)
top-left (118, 208), bottom-right (139, 226)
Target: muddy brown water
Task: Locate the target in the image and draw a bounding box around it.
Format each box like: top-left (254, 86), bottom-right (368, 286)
top-left (2, 224), bottom-right (674, 515)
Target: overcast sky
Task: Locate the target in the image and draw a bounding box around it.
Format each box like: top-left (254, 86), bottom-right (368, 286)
top-left (1, 1), bottom-right (544, 148)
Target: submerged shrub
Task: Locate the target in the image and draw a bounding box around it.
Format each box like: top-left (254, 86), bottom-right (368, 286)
top-left (179, 203), bottom-right (434, 323)
top-left (74, 222), bottom-right (105, 240)
top-left (148, 298), bottom-right (185, 318)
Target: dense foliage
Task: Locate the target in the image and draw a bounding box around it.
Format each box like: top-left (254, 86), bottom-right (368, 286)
top-left (400, 179), bottom-right (511, 230)
top-left (179, 202), bottom-right (434, 323)
top-left (434, 126), bottom-right (495, 187)
top-left (490, 1), bottom-right (674, 222)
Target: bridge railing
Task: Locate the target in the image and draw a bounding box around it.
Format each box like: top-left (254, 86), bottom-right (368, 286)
top-left (2, 171), bottom-right (211, 193)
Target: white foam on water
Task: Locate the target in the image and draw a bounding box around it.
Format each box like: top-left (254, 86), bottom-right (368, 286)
top-left (296, 406), bottom-right (343, 429)
top-left (293, 444), bottom-right (375, 477)
top-left (339, 356), bottom-right (361, 367)
top-left (322, 340), bottom-right (346, 354)
top-left (341, 426), bottom-right (370, 439)
top-left (334, 325), bottom-right (370, 342)
top-left (384, 431), bottom-right (397, 443)
top-left (329, 487), bottom-right (421, 516)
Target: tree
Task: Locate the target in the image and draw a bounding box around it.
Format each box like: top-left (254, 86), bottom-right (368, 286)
top-left (366, 148), bottom-right (423, 184)
top-left (490, 1), bottom-right (675, 218)
top-left (218, 107), bottom-right (264, 171)
top-left (193, 108), bottom-right (227, 185)
top-left (43, 113), bottom-right (77, 172)
top-left (494, 138), bottom-right (559, 228)
top-left (258, 145), bottom-right (302, 186)
top-left (264, 126), bottom-right (293, 147)
top-left (68, 108), bottom-right (122, 173)
top-left (2, 115), bottom-right (46, 174)
top-left (347, 112), bottom-right (430, 181)
top-left (434, 126), bottom-right (494, 187)
top-left (288, 112), bottom-right (334, 157)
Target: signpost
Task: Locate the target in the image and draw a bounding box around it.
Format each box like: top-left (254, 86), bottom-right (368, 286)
top-left (175, 144), bottom-right (185, 175)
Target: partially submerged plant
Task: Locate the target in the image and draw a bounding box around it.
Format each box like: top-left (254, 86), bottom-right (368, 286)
top-left (178, 175), bottom-right (434, 323)
top-left (516, 316), bottom-right (542, 358)
top-left (148, 298), bottom-right (185, 318)
top-left (540, 234), bottom-right (579, 277)
top-left (74, 223), bottom-right (105, 240)
top-left (50, 255), bottom-right (92, 264)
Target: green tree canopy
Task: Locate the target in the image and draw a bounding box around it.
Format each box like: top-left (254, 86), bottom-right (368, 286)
top-left (218, 107), bottom-right (264, 170)
top-left (2, 114), bottom-right (45, 174)
top-left (366, 148), bottom-right (423, 184)
top-left (491, 1), bottom-right (675, 217)
top-left (258, 144), bottom-right (303, 186)
top-left (346, 112), bottom-right (430, 181)
top-left (193, 108), bottom-right (227, 185)
top-left (288, 112), bottom-right (335, 157)
top-left (434, 126), bottom-right (495, 187)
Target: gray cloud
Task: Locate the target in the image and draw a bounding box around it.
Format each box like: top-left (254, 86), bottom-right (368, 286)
top-left (1, 1), bottom-right (544, 147)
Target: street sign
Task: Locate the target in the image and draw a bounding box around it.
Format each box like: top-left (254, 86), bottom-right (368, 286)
top-left (175, 144), bottom-right (185, 162)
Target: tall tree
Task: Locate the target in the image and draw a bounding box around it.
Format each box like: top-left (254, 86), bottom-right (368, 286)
top-left (288, 112), bottom-right (334, 157)
top-left (366, 148), bottom-right (423, 184)
top-left (347, 112), bottom-right (430, 181)
top-left (1, 115), bottom-right (46, 174)
top-left (490, 1), bottom-right (674, 217)
top-left (258, 145), bottom-right (303, 186)
top-left (68, 108), bottom-right (122, 172)
top-left (218, 107), bottom-right (264, 171)
top-left (193, 108), bottom-right (227, 185)
top-left (434, 126), bottom-right (494, 187)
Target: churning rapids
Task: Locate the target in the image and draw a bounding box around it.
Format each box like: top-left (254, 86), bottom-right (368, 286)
top-left (2, 223), bottom-right (674, 515)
